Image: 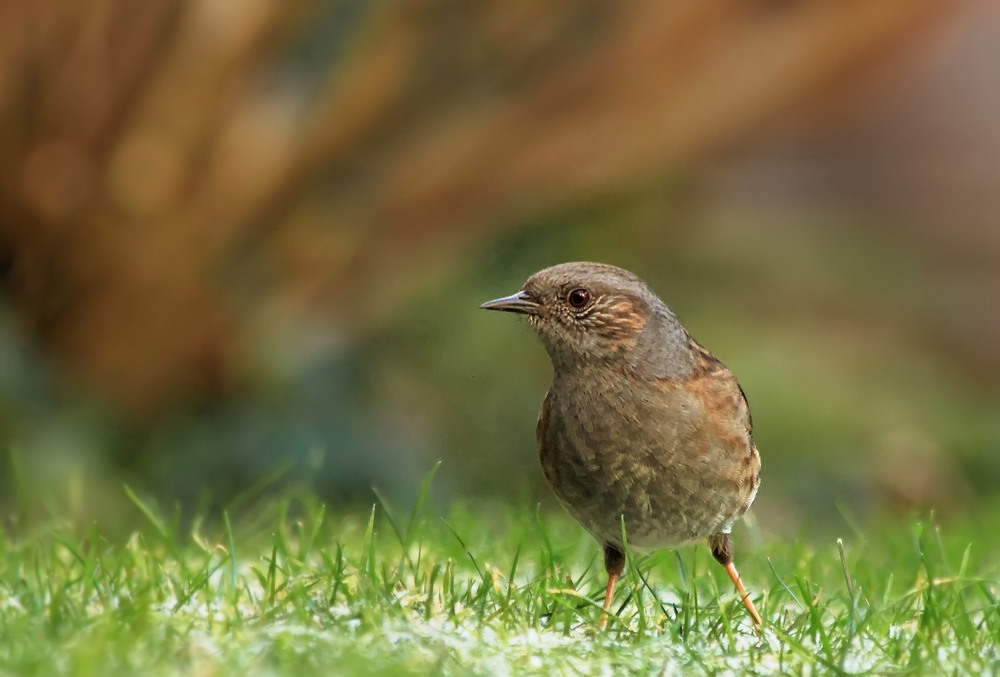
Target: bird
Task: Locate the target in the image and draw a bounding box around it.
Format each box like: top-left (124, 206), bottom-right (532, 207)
top-left (481, 261), bottom-right (763, 628)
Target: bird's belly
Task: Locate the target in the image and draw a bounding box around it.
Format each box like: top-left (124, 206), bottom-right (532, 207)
top-left (539, 393), bottom-right (757, 550)
top-left (543, 452), bottom-right (739, 549)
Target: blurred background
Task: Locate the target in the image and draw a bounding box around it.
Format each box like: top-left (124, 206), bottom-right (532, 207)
top-left (1, 0), bottom-right (998, 537)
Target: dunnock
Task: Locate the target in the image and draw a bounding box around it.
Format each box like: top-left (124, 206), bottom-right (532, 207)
top-left (482, 262), bottom-right (762, 627)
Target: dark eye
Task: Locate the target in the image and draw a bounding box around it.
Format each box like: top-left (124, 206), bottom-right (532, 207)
top-left (566, 287), bottom-right (591, 308)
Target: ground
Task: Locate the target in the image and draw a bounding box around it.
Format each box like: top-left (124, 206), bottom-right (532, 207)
top-left (1, 478), bottom-right (998, 676)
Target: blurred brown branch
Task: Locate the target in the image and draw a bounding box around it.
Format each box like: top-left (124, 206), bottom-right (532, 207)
top-left (0, 0), bottom-right (950, 415)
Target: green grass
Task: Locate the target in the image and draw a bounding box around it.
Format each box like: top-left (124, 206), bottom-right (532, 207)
top-left (1, 475), bottom-right (999, 676)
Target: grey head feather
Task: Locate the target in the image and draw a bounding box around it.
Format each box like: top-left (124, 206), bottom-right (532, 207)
top-left (519, 262), bottom-right (697, 379)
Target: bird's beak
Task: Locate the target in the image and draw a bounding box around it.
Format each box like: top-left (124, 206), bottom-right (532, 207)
top-left (480, 290), bottom-right (540, 315)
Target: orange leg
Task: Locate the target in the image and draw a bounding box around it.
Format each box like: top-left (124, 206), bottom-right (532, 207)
top-left (723, 561), bottom-right (763, 626)
top-left (601, 544), bottom-right (626, 629)
top-left (710, 532), bottom-right (763, 626)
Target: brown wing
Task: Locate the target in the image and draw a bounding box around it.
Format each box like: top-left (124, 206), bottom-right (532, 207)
top-left (643, 345), bottom-right (760, 534)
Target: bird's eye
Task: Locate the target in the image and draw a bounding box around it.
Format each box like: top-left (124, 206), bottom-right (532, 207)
top-left (566, 287), bottom-right (591, 308)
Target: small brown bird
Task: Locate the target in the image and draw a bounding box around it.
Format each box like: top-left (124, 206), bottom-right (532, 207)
top-left (482, 262), bottom-right (762, 627)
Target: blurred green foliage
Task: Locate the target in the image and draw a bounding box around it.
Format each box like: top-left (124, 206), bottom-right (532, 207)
top-left (3, 189), bottom-right (999, 538)
top-left (1, 0), bottom-right (996, 539)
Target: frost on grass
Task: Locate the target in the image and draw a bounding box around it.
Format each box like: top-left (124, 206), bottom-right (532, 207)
top-left (161, 572), bottom-right (995, 677)
top-left (163, 597), bottom-right (981, 677)
top-left (4, 515), bottom-right (998, 677)
top-left (136, 572), bottom-right (675, 675)
top-left (6, 554), bottom-right (987, 677)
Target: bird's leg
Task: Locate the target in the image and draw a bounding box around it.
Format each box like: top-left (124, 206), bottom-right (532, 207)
top-left (709, 532), bottom-right (763, 626)
top-left (601, 543), bottom-right (626, 628)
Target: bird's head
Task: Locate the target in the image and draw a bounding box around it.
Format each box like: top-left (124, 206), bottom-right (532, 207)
top-left (481, 262), bottom-right (689, 373)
